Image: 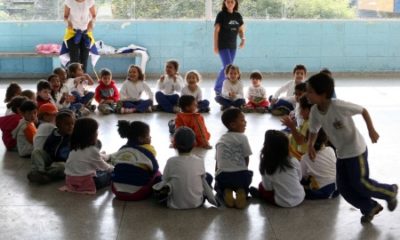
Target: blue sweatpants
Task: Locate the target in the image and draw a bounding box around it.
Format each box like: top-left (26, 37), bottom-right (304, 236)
top-left (214, 48), bottom-right (236, 94)
top-left (122, 99), bottom-right (152, 113)
top-left (155, 92), bottom-right (179, 113)
top-left (71, 91), bottom-right (94, 106)
top-left (215, 170), bottom-right (253, 196)
top-left (215, 95), bottom-right (245, 109)
top-left (337, 149), bottom-right (396, 215)
top-left (197, 100), bottom-right (210, 112)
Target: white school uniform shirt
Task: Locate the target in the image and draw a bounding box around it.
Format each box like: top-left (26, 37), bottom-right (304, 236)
top-left (65, 78), bottom-right (87, 97)
top-left (247, 85), bottom-right (267, 99)
top-left (163, 154), bottom-right (206, 209)
top-left (156, 75), bottom-right (183, 95)
top-left (119, 79), bottom-right (153, 101)
top-left (221, 80), bottom-right (244, 100)
top-left (65, 0), bottom-right (95, 31)
top-left (273, 80), bottom-right (298, 104)
top-left (261, 157), bottom-right (305, 207)
top-left (215, 132), bottom-right (252, 175)
top-left (11, 119), bottom-right (33, 157)
top-left (309, 99), bottom-right (366, 159)
top-left (33, 122), bottom-right (56, 150)
top-left (181, 86), bottom-right (203, 101)
top-left (301, 146), bottom-right (336, 188)
top-left (65, 145), bottom-right (114, 176)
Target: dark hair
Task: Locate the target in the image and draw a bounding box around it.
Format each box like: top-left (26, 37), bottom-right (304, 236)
top-left (224, 64), bottom-right (241, 80)
top-left (221, 0), bottom-right (238, 12)
top-left (293, 64), bottom-right (307, 75)
top-left (37, 80), bottom-right (51, 92)
top-left (320, 68), bottom-right (332, 76)
top-left (53, 67), bottom-right (66, 75)
top-left (6, 96), bottom-right (27, 113)
top-left (21, 90), bottom-right (35, 100)
top-left (299, 95), bottom-right (312, 110)
top-left (178, 95), bottom-right (196, 112)
top-left (56, 110), bottom-right (75, 128)
top-left (259, 130), bottom-right (292, 175)
top-left (307, 73), bottom-right (335, 99)
top-left (19, 100), bottom-right (37, 113)
top-left (250, 71), bottom-right (262, 80)
top-left (128, 65), bottom-right (144, 81)
top-left (5, 83), bottom-right (22, 103)
top-left (295, 82), bottom-right (307, 92)
top-left (70, 118), bottom-right (98, 150)
top-left (100, 68), bottom-right (112, 78)
top-left (117, 120), bottom-right (150, 145)
top-left (166, 60), bottom-right (179, 72)
top-left (67, 62), bottom-right (82, 78)
top-left (47, 74), bottom-right (59, 82)
top-left (314, 129), bottom-right (328, 152)
top-left (221, 108), bottom-right (242, 130)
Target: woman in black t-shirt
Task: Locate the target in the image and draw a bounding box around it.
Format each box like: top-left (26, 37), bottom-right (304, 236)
top-left (213, 0), bottom-right (246, 95)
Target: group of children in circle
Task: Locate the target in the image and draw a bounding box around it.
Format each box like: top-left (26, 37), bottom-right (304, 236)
top-left (0, 60), bottom-right (397, 224)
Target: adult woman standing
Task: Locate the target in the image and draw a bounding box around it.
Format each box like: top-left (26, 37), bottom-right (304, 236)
top-left (213, 0), bottom-right (246, 95)
top-left (63, 0), bottom-right (97, 73)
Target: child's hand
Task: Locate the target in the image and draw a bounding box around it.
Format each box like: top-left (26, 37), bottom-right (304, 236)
top-left (66, 95), bottom-right (75, 103)
top-left (173, 75), bottom-right (177, 82)
top-left (280, 116), bottom-right (296, 129)
top-left (369, 128), bottom-right (380, 143)
top-left (229, 92), bottom-right (236, 98)
top-left (160, 75), bottom-right (165, 82)
top-left (308, 146), bottom-right (316, 160)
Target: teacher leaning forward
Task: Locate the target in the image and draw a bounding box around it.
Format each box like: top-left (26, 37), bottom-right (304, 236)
top-left (63, 0), bottom-right (97, 73)
top-left (213, 0), bottom-right (246, 95)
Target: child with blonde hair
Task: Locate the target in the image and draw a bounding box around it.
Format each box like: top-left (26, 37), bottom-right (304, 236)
top-left (155, 60), bottom-right (183, 113)
top-left (117, 65), bottom-right (152, 114)
top-left (62, 118), bottom-right (113, 194)
top-left (215, 64), bottom-right (245, 111)
top-left (95, 68), bottom-right (120, 114)
top-left (181, 70), bottom-right (210, 113)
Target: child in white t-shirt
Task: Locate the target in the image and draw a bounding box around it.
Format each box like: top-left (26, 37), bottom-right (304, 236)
top-left (181, 70), bottom-right (210, 113)
top-left (243, 71), bottom-right (269, 113)
top-left (255, 130), bottom-right (305, 208)
top-left (153, 127), bottom-right (216, 209)
top-left (301, 129), bottom-right (337, 199)
top-left (215, 108), bottom-right (253, 209)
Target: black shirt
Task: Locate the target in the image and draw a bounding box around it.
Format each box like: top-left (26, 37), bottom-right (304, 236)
top-left (215, 11), bottom-right (243, 50)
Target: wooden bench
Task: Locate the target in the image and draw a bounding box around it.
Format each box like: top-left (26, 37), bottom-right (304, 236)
top-left (0, 51), bottom-right (149, 73)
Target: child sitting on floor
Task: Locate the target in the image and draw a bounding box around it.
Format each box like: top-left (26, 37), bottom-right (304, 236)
top-left (36, 80), bottom-right (53, 108)
top-left (215, 108), bottom-right (253, 209)
top-left (111, 120), bottom-right (161, 201)
top-left (0, 96), bottom-right (26, 150)
top-left (4, 82), bottom-right (22, 115)
top-left (181, 70), bottom-right (210, 113)
top-left (62, 118), bottom-right (113, 194)
top-left (95, 68), bottom-right (120, 114)
top-left (153, 127), bottom-right (216, 209)
top-left (215, 64), bottom-right (246, 111)
top-left (243, 71), bottom-right (269, 113)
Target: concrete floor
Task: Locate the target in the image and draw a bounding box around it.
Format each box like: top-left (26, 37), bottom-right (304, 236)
top-left (0, 76), bottom-right (399, 240)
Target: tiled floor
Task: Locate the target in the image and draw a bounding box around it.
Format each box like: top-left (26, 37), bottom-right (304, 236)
top-left (0, 76), bottom-right (399, 240)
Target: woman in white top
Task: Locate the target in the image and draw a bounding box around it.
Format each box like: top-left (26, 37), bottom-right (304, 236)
top-left (257, 130), bottom-right (305, 208)
top-left (64, 0), bottom-right (96, 72)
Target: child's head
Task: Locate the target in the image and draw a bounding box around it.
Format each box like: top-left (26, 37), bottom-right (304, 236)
top-left (320, 68), bottom-right (332, 78)
top-left (225, 64), bottom-right (241, 83)
top-left (100, 68), bottom-right (112, 86)
top-left (185, 70), bottom-right (201, 86)
top-left (221, 108), bottom-right (246, 133)
top-left (222, 0), bottom-right (238, 12)
top-left (178, 95), bottom-right (197, 113)
top-left (38, 103), bottom-right (58, 123)
top-left (165, 60), bottom-right (179, 77)
top-left (306, 73), bottom-right (335, 104)
top-left (250, 71), bottom-right (262, 87)
top-left (6, 96), bottom-right (27, 114)
top-left (299, 95), bottom-right (312, 120)
top-left (56, 110), bottom-right (75, 136)
top-left (294, 82), bottom-right (307, 102)
top-left (19, 100), bottom-right (38, 123)
top-left (127, 65), bottom-right (144, 81)
top-left (53, 67), bottom-right (67, 84)
top-left (117, 120), bottom-right (151, 145)
top-left (4, 83), bottom-right (22, 103)
top-left (21, 90), bottom-right (36, 101)
top-left (36, 80), bottom-right (52, 101)
top-left (259, 130), bottom-right (292, 175)
top-left (173, 126), bottom-right (196, 154)
top-left (67, 62), bottom-right (84, 78)
top-left (70, 117), bottom-right (98, 150)
top-left (293, 64), bottom-right (307, 83)
top-left (47, 74), bottom-right (61, 92)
